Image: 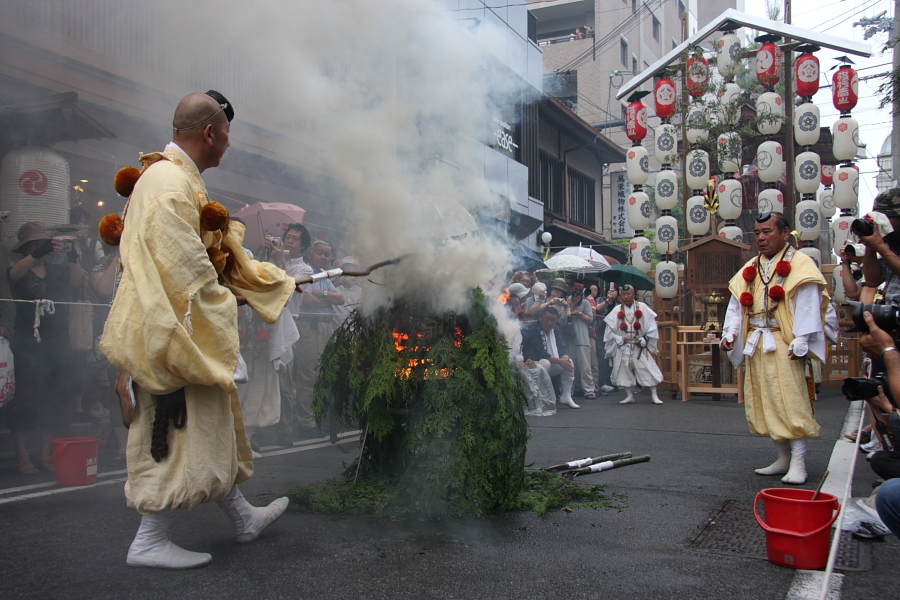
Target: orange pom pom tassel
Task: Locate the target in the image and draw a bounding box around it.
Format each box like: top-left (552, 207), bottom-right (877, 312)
top-left (113, 166), bottom-right (142, 198)
top-left (98, 214), bottom-right (124, 246)
top-left (200, 201), bottom-right (229, 232)
top-left (207, 247), bottom-right (227, 274)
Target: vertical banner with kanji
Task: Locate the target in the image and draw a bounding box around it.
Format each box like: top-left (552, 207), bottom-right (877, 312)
top-left (611, 171), bottom-right (634, 239)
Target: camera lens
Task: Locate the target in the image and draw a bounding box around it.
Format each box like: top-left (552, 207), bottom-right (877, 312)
top-left (848, 301), bottom-right (900, 333)
top-left (850, 218), bottom-right (875, 238)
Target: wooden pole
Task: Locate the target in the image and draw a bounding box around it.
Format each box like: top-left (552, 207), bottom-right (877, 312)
top-left (783, 0), bottom-right (795, 223)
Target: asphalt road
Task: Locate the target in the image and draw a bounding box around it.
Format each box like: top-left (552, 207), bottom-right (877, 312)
top-left (1, 387), bottom-right (897, 600)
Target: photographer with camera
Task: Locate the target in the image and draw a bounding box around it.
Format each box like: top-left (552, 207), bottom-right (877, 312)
top-left (858, 189), bottom-right (900, 307)
top-left (853, 310), bottom-right (900, 536)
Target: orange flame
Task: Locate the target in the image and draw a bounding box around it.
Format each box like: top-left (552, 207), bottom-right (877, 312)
top-left (391, 326), bottom-right (463, 379)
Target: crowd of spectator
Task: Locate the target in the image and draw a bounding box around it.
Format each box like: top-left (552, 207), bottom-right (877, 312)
top-left (0, 214), bottom-right (364, 473)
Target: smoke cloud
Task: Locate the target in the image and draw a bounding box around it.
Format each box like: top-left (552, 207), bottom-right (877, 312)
top-left (130, 0), bottom-right (533, 313)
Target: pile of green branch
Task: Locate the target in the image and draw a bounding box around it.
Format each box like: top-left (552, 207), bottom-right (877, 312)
top-left (309, 289), bottom-right (529, 518)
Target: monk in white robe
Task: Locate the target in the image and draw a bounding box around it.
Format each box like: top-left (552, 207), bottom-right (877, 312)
top-left (101, 93), bottom-right (296, 569)
top-left (721, 212), bottom-right (827, 485)
top-left (603, 285), bottom-right (664, 404)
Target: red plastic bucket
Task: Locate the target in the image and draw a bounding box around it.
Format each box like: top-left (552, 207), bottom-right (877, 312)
top-left (48, 437), bottom-right (100, 486)
top-left (753, 488), bottom-right (839, 570)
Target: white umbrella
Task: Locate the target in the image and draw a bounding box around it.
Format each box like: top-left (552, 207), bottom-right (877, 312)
top-left (556, 246), bottom-right (612, 272)
top-left (540, 254), bottom-right (603, 273)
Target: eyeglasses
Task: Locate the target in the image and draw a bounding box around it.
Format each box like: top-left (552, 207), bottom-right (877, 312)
top-left (173, 103), bottom-right (229, 132)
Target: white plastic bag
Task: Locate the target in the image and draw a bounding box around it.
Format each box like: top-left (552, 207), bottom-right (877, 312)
top-left (0, 337), bottom-right (14, 408)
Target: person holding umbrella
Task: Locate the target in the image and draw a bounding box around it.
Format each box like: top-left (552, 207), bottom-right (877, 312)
top-left (603, 285), bottom-right (664, 404)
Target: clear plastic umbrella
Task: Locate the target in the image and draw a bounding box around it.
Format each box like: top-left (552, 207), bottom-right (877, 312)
top-left (556, 246), bottom-right (612, 271)
top-left (541, 254), bottom-right (603, 273)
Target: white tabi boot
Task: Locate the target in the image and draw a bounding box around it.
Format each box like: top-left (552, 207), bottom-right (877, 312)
top-left (755, 439), bottom-right (791, 476)
top-left (558, 370), bottom-right (580, 409)
top-left (650, 387), bottom-right (663, 404)
top-left (217, 485), bottom-right (289, 543)
top-left (782, 438), bottom-right (808, 485)
top-left (126, 511), bottom-right (212, 569)
top-left (619, 387), bottom-right (635, 404)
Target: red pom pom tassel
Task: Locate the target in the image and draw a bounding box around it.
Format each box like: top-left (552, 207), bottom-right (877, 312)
top-left (633, 321), bottom-right (641, 329)
top-left (98, 214), bottom-right (124, 246)
top-left (634, 310), bottom-right (643, 318)
top-left (742, 266), bottom-right (757, 282)
top-left (113, 166), bottom-right (142, 198)
top-left (739, 292), bottom-right (753, 307)
top-left (768, 285), bottom-right (785, 300)
top-left (619, 322), bottom-right (628, 331)
top-left (617, 311), bottom-right (626, 319)
top-left (775, 261), bottom-right (791, 277)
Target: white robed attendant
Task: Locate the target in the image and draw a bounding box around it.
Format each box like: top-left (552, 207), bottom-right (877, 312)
top-left (603, 285), bottom-right (664, 404)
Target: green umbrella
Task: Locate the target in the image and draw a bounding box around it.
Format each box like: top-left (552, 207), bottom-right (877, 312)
top-left (599, 264), bottom-right (655, 291)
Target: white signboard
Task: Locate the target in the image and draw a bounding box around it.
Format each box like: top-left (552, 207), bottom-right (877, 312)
top-left (611, 171), bottom-right (634, 239)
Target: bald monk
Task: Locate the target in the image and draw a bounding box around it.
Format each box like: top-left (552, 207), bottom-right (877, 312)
top-left (101, 92), bottom-right (299, 569)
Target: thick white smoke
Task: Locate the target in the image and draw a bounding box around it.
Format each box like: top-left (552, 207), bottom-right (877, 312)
top-left (135, 0), bottom-right (532, 314)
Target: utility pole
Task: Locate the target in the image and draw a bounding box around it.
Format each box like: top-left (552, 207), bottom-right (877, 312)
top-left (893, 0), bottom-right (899, 187)
top-left (784, 0), bottom-right (795, 221)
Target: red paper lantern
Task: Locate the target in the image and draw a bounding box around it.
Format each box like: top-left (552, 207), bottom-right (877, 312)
top-left (794, 49), bottom-right (820, 98)
top-left (654, 77), bottom-right (677, 120)
top-left (686, 55), bottom-right (709, 97)
top-left (625, 101), bottom-right (648, 141)
top-left (832, 64), bottom-right (858, 113)
top-left (755, 40), bottom-right (782, 87)
top-left (821, 164), bottom-right (835, 186)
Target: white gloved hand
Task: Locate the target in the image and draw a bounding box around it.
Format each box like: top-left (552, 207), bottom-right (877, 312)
top-left (788, 336), bottom-right (809, 357)
top-left (613, 334), bottom-right (625, 346)
top-left (639, 338), bottom-right (647, 348)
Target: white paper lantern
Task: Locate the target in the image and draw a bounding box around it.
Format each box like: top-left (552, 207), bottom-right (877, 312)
top-left (627, 189), bottom-right (651, 231)
top-left (798, 247), bottom-right (822, 269)
top-left (819, 187), bottom-right (836, 218)
top-left (654, 215), bottom-right (679, 255)
top-left (686, 105), bottom-right (709, 144)
top-left (686, 195), bottom-right (710, 236)
top-left (654, 123), bottom-right (678, 166)
top-left (832, 215), bottom-right (855, 253)
top-left (655, 169), bottom-right (678, 210)
top-left (833, 165), bottom-right (859, 210)
top-left (756, 140), bottom-right (783, 184)
top-left (832, 116), bottom-right (860, 162)
top-left (795, 199), bottom-right (821, 241)
top-left (655, 261), bottom-right (679, 299)
top-left (686, 149), bottom-right (710, 191)
top-left (794, 151), bottom-right (821, 194)
top-left (717, 178), bottom-right (743, 221)
top-left (717, 132), bottom-right (741, 174)
top-left (757, 188), bottom-right (784, 214)
top-left (794, 102), bottom-right (820, 146)
top-left (0, 147), bottom-right (71, 250)
top-left (755, 91), bottom-right (784, 135)
top-left (718, 82), bottom-right (742, 126)
top-left (718, 225), bottom-right (744, 242)
top-left (626, 145), bottom-right (650, 186)
top-left (832, 266), bottom-right (847, 304)
top-left (717, 31), bottom-right (742, 79)
top-left (630, 236), bottom-right (652, 273)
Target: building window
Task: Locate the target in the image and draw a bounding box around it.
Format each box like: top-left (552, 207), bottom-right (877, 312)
top-left (568, 168), bottom-right (596, 228)
top-left (632, 0), bottom-right (637, 14)
top-left (673, 38), bottom-right (678, 51)
top-left (678, 0), bottom-right (686, 18)
top-left (538, 151), bottom-right (596, 228)
top-left (538, 151), bottom-right (565, 217)
top-left (620, 38), bottom-right (628, 66)
top-left (632, 56), bottom-right (638, 74)
top-left (652, 15), bottom-right (660, 40)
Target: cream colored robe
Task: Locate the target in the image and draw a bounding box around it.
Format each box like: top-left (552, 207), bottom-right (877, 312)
top-left (100, 145), bottom-right (295, 514)
top-left (723, 249), bottom-right (827, 441)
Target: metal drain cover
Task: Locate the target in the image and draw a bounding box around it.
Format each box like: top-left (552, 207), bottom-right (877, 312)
top-left (686, 499), bottom-right (872, 572)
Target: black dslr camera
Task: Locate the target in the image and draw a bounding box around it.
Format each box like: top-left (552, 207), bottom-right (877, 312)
top-left (847, 301), bottom-right (900, 333)
top-left (850, 214), bottom-right (876, 237)
top-left (843, 372), bottom-right (892, 401)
